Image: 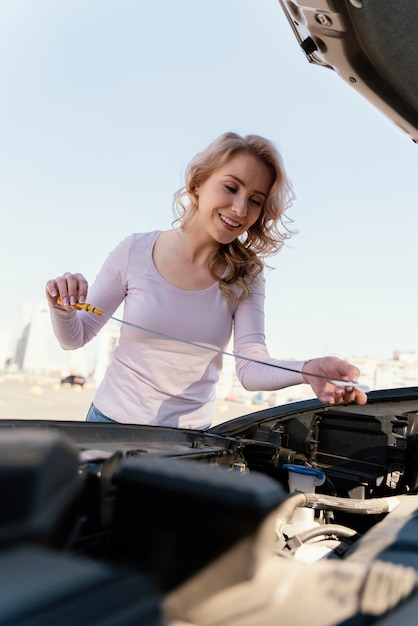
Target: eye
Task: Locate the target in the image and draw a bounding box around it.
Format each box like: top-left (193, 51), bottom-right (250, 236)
top-left (224, 184), bottom-right (237, 193)
top-left (250, 197), bottom-right (263, 207)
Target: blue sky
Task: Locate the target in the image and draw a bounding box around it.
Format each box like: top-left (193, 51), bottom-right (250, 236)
top-left (1, 0), bottom-right (417, 362)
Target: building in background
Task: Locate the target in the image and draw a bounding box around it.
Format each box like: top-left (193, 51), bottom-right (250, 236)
top-left (11, 301), bottom-right (102, 379)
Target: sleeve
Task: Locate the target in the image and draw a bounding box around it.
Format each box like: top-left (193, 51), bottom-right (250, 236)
top-left (49, 235), bottom-right (132, 350)
top-left (233, 274), bottom-right (306, 391)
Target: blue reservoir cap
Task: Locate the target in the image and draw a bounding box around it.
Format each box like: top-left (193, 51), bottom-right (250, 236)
top-left (282, 464), bottom-right (325, 481)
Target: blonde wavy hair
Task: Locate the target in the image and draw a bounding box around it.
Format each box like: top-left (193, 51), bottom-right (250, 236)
top-left (173, 132), bottom-right (296, 301)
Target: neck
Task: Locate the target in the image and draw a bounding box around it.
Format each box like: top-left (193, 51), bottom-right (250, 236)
top-left (176, 225), bottom-right (220, 266)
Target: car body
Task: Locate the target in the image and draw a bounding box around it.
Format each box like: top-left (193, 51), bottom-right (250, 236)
top-left (60, 375), bottom-right (87, 387)
top-left (1, 2), bottom-right (418, 625)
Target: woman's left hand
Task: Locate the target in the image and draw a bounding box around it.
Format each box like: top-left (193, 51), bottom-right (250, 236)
top-left (302, 356), bottom-right (368, 405)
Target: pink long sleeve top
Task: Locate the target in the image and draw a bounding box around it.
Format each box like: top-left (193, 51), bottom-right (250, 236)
top-left (50, 231), bottom-right (306, 429)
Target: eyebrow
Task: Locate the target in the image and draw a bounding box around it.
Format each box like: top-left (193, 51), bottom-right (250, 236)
top-left (226, 174), bottom-right (267, 198)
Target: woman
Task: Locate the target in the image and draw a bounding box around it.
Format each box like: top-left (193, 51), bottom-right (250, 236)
top-left (45, 132), bottom-right (367, 428)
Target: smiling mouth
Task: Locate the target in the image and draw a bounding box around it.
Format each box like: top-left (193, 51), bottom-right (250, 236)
top-left (219, 214), bottom-right (241, 229)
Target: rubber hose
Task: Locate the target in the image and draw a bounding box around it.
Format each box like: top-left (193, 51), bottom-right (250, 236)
top-left (304, 493), bottom-right (409, 515)
top-left (296, 523), bottom-right (357, 544)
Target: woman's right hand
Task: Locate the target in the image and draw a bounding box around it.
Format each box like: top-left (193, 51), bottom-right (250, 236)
top-left (45, 272), bottom-right (89, 310)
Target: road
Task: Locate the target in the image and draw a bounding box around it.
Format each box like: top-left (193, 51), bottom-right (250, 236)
top-left (0, 375), bottom-right (253, 425)
top-left (0, 376), bottom-right (94, 421)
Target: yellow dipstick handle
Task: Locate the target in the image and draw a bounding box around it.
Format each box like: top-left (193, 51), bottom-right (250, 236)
top-left (57, 297), bottom-right (103, 316)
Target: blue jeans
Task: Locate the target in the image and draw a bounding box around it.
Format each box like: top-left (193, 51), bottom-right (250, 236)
top-left (86, 404), bottom-right (118, 424)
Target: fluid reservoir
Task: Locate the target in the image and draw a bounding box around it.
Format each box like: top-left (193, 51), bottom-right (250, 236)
top-left (282, 464), bottom-right (326, 537)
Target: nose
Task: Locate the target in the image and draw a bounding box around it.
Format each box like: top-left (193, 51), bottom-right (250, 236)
top-left (231, 193), bottom-right (247, 217)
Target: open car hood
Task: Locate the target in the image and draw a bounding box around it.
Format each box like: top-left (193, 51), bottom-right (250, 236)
top-left (277, 0), bottom-right (418, 143)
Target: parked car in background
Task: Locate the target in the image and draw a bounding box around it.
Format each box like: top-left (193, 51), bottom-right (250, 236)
top-left (60, 375), bottom-right (87, 387)
top-left (0, 2), bottom-right (417, 625)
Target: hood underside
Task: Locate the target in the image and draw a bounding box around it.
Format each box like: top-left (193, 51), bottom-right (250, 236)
top-left (277, 0), bottom-right (418, 143)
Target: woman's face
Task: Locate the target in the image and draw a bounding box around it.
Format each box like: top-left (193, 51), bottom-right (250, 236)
top-left (193, 152), bottom-right (273, 245)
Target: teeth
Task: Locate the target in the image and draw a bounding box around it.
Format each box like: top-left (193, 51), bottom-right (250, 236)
top-left (220, 215), bottom-right (240, 228)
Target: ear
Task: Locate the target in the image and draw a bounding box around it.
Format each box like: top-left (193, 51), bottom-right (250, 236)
top-left (194, 185), bottom-right (200, 196)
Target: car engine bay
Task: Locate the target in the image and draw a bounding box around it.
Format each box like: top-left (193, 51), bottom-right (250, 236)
top-left (1, 387), bottom-right (418, 624)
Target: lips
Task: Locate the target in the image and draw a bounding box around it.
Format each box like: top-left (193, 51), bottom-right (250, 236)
top-left (219, 214), bottom-right (241, 230)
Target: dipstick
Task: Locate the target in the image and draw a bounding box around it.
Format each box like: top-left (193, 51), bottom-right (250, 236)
top-left (55, 298), bottom-right (370, 392)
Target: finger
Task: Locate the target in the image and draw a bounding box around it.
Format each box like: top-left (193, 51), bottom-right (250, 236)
top-left (315, 384), bottom-right (339, 405)
top-left (339, 362), bottom-right (361, 383)
top-left (45, 276), bottom-right (71, 307)
top-left (354, 390), bottom-right (368, 405)
top-left (334, 387), bottom-right (346, 404)
top-left (52, 275), bottom-right (72, 306)
top-left (62, 272), bottom-right (82, 305)
top-left (72, 273), bottom-right (88, 304)
top-left (45, 279), bottom-right (59, 300)
top-left (318, 391), bottom-right (336, 405)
